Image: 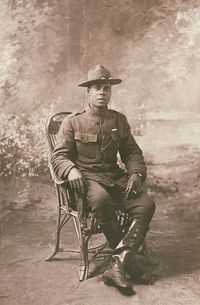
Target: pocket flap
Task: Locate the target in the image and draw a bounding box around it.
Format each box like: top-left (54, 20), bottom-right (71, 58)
top-left (75, 133), bottom-right (97, 143)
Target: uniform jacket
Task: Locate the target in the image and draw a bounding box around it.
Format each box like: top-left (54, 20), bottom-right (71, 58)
top-left (51, 105), bottom-right (147, 188)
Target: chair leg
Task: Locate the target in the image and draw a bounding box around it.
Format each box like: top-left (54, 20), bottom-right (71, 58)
top-left (45, 206), bottom-right (62, 261)
top-left (78, 223), bottom-right (89, 281)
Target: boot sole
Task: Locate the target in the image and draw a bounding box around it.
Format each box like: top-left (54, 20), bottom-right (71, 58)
top-left (102, 275), bottom-right (135, 295)
top-left (102, 274), bottom-right (132, 289)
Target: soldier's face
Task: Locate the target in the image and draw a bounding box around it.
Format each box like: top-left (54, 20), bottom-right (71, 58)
top-left (88, 83), bottom-right (111, 111)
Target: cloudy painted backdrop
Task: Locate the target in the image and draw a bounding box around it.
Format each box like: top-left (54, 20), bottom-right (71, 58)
top-left (1, 0), bottom-right (200, 178)
top-left (1, 0), bottom-right (200, 115)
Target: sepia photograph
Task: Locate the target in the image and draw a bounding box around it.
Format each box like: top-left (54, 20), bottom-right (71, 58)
top-left (1, 1), bottom-right (200, 304)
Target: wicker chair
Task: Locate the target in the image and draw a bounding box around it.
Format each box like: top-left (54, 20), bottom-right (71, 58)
top-left (44, 112), bottom-right (157, 281)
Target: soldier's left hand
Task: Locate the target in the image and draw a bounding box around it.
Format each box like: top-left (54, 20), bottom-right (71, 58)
top-left (126, 173), bottom-right (142, 197)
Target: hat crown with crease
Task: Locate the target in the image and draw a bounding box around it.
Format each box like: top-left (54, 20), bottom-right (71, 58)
top-left (78, 65), bottom-right (122, 87)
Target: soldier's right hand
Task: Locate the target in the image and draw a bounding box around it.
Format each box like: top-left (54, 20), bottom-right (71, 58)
top-left (67, 167), bottom-right (85, 197)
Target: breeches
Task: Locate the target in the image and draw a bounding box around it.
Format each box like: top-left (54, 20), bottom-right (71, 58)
top-left (86, 180), bottom-right (155, 226)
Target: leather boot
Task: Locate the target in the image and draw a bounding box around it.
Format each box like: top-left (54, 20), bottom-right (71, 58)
top-left (102, 256), bottom-right (133, 292)
top-left (113, 219), bottom-right (150, 281)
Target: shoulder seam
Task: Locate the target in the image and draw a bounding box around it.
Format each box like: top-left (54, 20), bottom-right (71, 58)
top-left (66, 111), bottom-right (85, 120)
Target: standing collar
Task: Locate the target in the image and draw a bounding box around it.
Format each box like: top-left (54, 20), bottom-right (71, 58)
top-left (85, 104), bottom-right (109, 117)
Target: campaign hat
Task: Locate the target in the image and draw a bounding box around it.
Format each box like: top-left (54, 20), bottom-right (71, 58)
top-left (78, 64), bottom-right (122, 87)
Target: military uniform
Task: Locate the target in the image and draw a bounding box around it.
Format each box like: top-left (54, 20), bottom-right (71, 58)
top-left (52, 105), bottom-right (155, 247)
top-left (52, 64), bottom-right (156, 290)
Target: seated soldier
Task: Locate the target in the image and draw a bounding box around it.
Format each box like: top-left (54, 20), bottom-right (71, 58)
top-left (51, 65), bottom-right (156, 292)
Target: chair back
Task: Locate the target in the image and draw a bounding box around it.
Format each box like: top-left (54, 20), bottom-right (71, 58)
top-left (46, 112), bottom-right (72, 151)
top-left (45, 111), bottom-right (83, 212)
top-left (45, 112), bottom-right (72, 185)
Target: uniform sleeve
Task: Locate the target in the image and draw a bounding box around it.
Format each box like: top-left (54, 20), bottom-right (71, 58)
top-left (51, 118), bottom-right (76, 179)
top-left (119, 116), bottom-right (147, 180)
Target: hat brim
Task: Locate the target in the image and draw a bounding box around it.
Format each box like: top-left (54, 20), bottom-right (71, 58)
top-left (78, 78), bottom-right (122, 87)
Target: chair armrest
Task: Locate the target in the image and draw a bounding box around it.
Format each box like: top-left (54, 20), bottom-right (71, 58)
top-left (48, 160), bottom-right (67, 185)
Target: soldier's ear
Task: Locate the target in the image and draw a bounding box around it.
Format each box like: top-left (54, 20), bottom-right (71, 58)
top-left (87, 88), bottom-right (90, 95)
